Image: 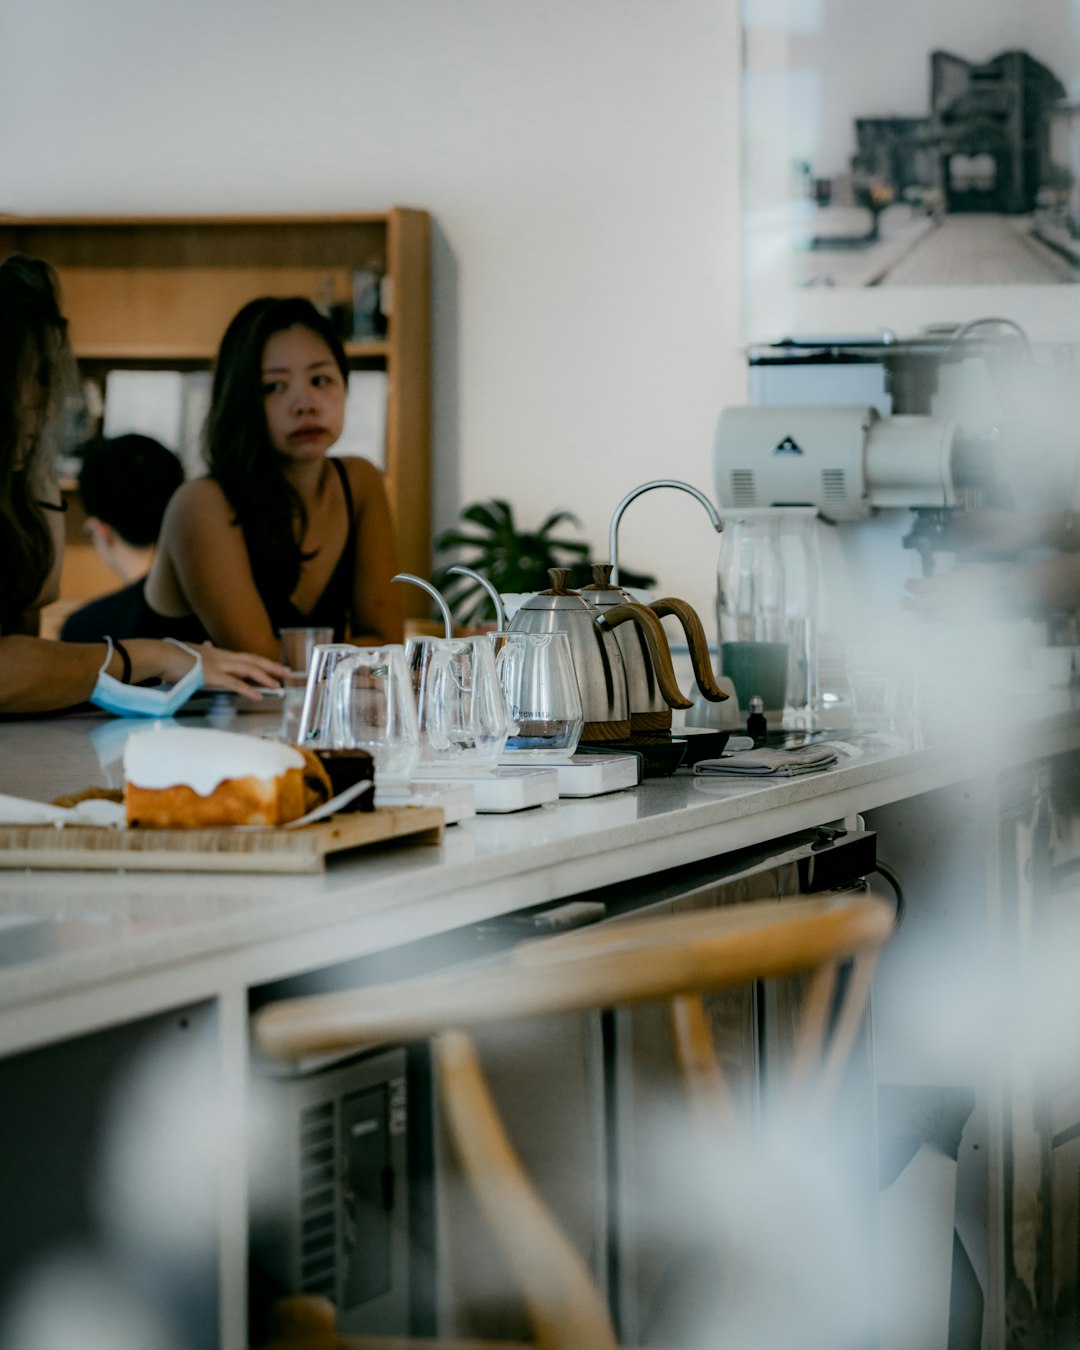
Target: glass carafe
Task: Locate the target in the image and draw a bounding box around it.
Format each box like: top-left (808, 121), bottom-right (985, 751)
top-left (717, 509), bottom-right (822, 728)
top-left (777, 508), bottom-right (821, 729)
top-left (717, 512), bottom-right (786, 646)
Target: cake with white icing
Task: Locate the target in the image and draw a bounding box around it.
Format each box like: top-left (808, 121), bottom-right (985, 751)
top-left (123, 728), bottom-right (325, 828)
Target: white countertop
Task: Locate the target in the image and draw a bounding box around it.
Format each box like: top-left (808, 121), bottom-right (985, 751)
top-left (1, 696), bottom-right (1077, 1055)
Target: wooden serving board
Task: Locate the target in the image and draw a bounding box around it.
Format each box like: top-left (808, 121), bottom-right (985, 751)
top-left (0, 806), bottom-right (444, 874)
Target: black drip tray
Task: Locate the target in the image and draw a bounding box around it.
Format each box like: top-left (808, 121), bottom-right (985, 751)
top-left (578, 727), bottom-right (729, 777)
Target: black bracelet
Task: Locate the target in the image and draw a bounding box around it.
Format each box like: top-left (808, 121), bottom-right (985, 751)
top-left (35, 497), bottom-right (68, 513)
top-left (110, 637), bottom-right (133, 685)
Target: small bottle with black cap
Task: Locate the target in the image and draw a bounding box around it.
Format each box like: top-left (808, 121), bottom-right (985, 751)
top-left (746, 694), bottom-right (767, 746)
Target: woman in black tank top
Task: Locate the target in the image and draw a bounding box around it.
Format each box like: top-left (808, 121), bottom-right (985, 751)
top-left (136, 297), bottom-right (403, 659)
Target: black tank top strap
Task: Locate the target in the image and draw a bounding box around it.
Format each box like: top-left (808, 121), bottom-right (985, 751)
top-left (330, 457), bottom-right (355, 526)
top-left (277, 459), bottom-right (358, 640)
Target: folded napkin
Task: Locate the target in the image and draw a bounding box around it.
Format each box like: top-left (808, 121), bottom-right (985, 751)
top-left (693, 745), bottom-right (839, 777)
top-left (0, 793), bottom-right (125, 826)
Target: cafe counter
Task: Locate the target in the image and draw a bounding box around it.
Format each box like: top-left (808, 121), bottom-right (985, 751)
top-left (0, 701), bottom-right (1074, 1056)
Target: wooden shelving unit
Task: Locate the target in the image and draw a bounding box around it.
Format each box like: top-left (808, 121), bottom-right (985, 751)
top-left (0, 209), bottom-right (431, 620)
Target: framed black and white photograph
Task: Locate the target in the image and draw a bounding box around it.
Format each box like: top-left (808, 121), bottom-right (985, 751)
top-left (742, 0), bottom-right (1080, 339)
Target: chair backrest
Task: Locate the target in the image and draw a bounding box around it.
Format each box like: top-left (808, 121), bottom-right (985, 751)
top-left (254, 892), bottom-right (894, 1350)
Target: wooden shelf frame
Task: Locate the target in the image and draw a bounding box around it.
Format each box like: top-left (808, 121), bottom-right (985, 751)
top-left (0, 209), bottom-right (431, 617)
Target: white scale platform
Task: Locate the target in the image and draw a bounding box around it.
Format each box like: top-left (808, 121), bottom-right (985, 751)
top-left (404, 754), bottom-right (641, 813)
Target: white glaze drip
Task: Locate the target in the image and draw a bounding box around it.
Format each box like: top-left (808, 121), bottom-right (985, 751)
top-left (124, 728), bottom-right (303, 797)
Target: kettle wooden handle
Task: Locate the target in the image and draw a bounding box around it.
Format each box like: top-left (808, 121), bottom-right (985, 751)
top-left (597, 603), bottom-right (693, 710)
top-left (650, 598), bottom-right (728, 703)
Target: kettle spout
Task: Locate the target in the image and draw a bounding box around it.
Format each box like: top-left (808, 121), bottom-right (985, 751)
top-left (608, 479), bottom-right (723, 586)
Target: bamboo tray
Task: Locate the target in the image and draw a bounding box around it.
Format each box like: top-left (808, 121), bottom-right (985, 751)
top-left (0, 806), bottom-right (445, 874)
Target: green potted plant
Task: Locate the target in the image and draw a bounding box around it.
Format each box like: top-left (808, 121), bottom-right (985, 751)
top-left (432, 498), bottom-right (656, 629)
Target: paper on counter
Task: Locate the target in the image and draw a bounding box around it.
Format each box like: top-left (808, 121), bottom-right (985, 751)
top-left (0, 794), bottom-right (125, 827)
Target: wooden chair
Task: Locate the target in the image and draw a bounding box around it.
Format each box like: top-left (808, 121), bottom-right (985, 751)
top-left (253, 891), bottom-right (895, 1350)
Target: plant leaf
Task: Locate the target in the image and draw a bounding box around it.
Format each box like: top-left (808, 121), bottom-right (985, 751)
top-left (460, 500), bottom-right (513, 534)
top-left (536, 508), bottom-right (582, 536)
top-left (434, 498), bottom-right (656, 622)
top-left (434, 529), bottom-right (488, 551)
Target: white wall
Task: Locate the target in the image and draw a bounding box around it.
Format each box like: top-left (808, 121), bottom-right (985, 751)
top-left (1, 0), bottom-right (743, 627)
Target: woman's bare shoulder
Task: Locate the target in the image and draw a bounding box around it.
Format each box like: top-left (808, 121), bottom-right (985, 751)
top-left (159, 478), bottom-right (239, 549)
top-left (338, 456), bottom-right (388, 500)
top-left (165, 477), bottom-right (233, 521)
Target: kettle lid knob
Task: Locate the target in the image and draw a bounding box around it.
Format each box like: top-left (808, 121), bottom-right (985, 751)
top-left (541, 568), bottom-right (576, 595)
top-left (579, 563), bottom-right (621, 594)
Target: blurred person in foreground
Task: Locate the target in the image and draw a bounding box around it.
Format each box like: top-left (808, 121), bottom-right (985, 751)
top-left (0, 253), bottom-right (285, 713)
top-left (61, 434), bottom-right (184, 643)
top-left (904, 506), bottom-right (1080, 622)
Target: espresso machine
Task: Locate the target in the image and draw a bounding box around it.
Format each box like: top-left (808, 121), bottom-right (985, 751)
top-left (712, 325), bottom-right (1080, 720)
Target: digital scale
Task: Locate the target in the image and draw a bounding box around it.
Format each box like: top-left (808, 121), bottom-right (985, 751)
top-left (410, 765), bottom-right (560, 814)
top-left (408, 754), bottom-right (641, 813)
top-left (373, 779), bottom-right (477, 823)
top-left (550, 754), bottom-right (641, 797)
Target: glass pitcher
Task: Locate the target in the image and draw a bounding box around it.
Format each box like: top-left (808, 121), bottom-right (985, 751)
top-left (777, 508), bottom-right (821, 729)
top-left (717, 508), bottom-right (822, 728)
top-left (717, 511), bottom-right (786, 646)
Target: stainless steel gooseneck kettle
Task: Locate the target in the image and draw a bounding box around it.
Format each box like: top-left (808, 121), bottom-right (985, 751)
top-left (580, 565), bottom-right (727, 733)
top-left (506, 568), bottom-right (690, 741)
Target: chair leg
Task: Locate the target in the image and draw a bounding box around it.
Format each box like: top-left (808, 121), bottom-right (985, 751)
top-left (435, 1031), bottom-right (619, 1350)
top-left (265, 1294), bottom-right (339, 1344)
top-left (669, 994), bottom-right (737, 1130)
top-left (813, 953), bottom-right (880, 1113)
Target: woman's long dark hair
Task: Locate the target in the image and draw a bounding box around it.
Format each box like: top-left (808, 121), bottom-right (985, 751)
top-left (0, 255), bottom-right (70, 634)
top-left (205, 297), bottom-right (349, 607)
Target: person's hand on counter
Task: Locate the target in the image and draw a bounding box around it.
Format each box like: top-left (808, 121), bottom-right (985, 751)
top-left (939, 509), bottom-right (1051, 558)
top-left (0, 635), bottom-right (287, 715)
top-left (146, 639), bottom-right (287, 699)
top-left (905, 551), bottom-right (1080, 621)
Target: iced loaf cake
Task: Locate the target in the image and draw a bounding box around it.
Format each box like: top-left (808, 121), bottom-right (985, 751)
top-left (124, 727), bottom-right (328, 828)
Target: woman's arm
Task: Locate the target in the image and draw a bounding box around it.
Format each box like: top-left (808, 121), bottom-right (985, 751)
top-left (147, 481), bottom-right (281, 660)
top-left (0, 636), bottom-right (111, 712)
top-left (1011, 552), bottom-right (1080, 613)
top-left (0, 635), bottom-right (285, 714)
top-left (346, 459), bottom-right (405, 644)
top-left (944, 509), bottom-right (1080, 558)
top-left (904, 552), bottom-right (1080, 620)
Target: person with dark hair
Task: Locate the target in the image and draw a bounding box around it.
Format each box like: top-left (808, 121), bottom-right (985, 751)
top-left (79, 433), bottom-right (185, 567)
top-left (0, 253), bottom-right (73, 639)
top-left (135, 296), bottom-right (403, 655)
top-left (60, 435), bottom-right (185, 643)
top-left (0, 253), bottom-right (286, 714)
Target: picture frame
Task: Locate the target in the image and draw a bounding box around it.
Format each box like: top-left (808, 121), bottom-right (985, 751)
top-left (741, 0), bottom-right (1080, 342)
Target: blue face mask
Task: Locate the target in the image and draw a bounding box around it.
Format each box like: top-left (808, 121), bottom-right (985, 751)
top-left (90, 639), bottom-right (205, 718)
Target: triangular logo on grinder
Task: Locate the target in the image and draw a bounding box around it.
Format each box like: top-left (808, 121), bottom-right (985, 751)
top-left (773, 435), bottom-right (803, 455)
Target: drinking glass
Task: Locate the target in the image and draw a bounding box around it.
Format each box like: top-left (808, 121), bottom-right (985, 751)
top-left (279, 626), bottom-right (334, 687)
top-left (292, 643), bottom-right (362, 746)
top-left (327, 645), bottom-right (420, 779)
top-left (405, 636), bottom-right (510, 769)
top-left (492, 630), bottom-right (583, 761)
top-left (846, 641), bottom-right (917, 736)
